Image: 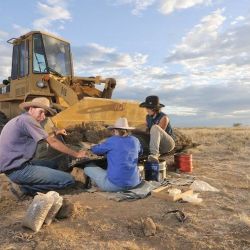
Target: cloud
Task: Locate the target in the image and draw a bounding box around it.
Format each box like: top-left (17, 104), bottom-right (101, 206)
top-left (157, 9), bottom-right (250, 125)
top-left (165, 9), bottom-right (250, 87)
top-left (72, 43), bottom-right (148, 77)
top-left (165, 9), bottom-right (250, 68)
top-left (2, 0), bottom-right (72, 37)
top-left (112, 0), bottom-right (211, 15)
top-left (111, 77), bottom-right (250, 126)
top-left (158, 0), bottom-right (211, 15)
top-left (72, 43), bottom-right (191, 102)
top-left (12, 24), bottom-right (30, 35)
top-left (0, 31), bottom-right (8, 41)
top-left (112, 0), bottom-right (155, 15)
top-left (0, 30), bottom-right (12, 81)
top-left (231, 15), bottom-right (246, 25)
top-left (33, 0), bottom-right (71, 32)
top-left (166, 9), bottom-right (226, 65)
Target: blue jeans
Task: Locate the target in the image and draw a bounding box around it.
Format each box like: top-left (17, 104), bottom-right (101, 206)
top-left (6, 160), bottom-right (75, 195)
top-left (84, 163), bottom-right (128, 192)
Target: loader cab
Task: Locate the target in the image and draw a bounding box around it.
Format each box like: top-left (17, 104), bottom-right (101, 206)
top-left (32, 33), bottom-right (72, 76)
top-left (0, 31), bottom-right (73, 119)
top-left (10, 32), bottom-right (72, 79)
top-left (9, 31), bottom-right (72, 82)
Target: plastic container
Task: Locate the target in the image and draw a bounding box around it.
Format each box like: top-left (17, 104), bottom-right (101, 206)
top-left (159, 161), bottom-right (167, 180)
top-left (144, 161), bottom-right (159, 181)
top-left (174, 153), bottom-right (193, 172)
top-left (138, 164), bottom-right (145, 179)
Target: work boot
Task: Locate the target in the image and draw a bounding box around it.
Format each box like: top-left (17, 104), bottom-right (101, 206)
top-left (148, 154), bottom-right (159, 163)
top-left (8, 182), bottom-right (27, 201)
top-left (70, 167), bottom-right (87, 183)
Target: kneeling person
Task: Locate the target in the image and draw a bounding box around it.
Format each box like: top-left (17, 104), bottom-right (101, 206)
top-left (0, 97), bottom-right (86, 198)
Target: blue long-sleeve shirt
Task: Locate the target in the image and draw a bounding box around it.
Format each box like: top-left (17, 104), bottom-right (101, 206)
top-left (91, 135), bottom-right (142, 188)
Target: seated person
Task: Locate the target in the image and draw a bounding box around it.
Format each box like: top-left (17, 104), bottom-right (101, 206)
top-left (139, 95), bottom-right (175, 162)
top-left (84, 117), bottom-right (142, 192)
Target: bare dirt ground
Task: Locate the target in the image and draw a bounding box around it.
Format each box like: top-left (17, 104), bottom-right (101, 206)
top-left (0, 127), bottom-right (250, 250)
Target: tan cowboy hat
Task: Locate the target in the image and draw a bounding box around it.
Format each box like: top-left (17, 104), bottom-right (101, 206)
top-left (19, 97), bottom-right (56, 116)
top-left (108, 117), bottom-right (135, 130)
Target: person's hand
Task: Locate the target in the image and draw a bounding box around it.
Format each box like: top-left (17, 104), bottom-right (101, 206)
top-left (75, 150), bottom-right (88, 159)
top-left (82, 142), bottom-right (96, 150)
top-left (56, 128), bottom-right (67, 136)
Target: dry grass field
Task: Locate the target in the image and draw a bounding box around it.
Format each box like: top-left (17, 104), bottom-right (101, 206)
top-left (0, 127), bottom-right (249, 250)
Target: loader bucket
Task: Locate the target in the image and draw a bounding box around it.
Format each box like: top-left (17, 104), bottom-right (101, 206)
top-left (51, 97), bottom-right (146, 129)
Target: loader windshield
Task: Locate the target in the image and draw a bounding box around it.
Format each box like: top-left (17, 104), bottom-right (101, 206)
top-left (33, 33), bottom-right (72, 76)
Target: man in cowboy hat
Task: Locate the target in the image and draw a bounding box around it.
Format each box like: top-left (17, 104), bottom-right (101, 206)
top-left (84, 117), bottom-right (142, 192)
top-left (0, 97), bottom-right (86, 199)
top-left (139, 95), bottom-right (175, 162)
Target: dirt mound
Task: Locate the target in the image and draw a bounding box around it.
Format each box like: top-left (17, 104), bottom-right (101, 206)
top-left (173, 128), bottom-right (199, 153)
top-left (64, 124), bottom-right (198, 156)
top-left (65, 122), bottom-right (111, 145)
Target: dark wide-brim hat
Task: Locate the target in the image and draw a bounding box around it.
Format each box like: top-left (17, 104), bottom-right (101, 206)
top-left (19, 97), bottom-right (56, 116)
top-left (139, 95), bottom-right (165, 109)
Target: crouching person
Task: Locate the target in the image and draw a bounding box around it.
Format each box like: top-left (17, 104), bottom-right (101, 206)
top-left (139, 95), bottom-right (175, 162)
top-left (84, 117), bottom-right (142, 192)
top-left (0, 97), bottom-right (86, 198)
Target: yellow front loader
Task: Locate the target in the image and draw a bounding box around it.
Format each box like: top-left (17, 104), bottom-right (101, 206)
top-left (0, 31), bottom-right (146, 131)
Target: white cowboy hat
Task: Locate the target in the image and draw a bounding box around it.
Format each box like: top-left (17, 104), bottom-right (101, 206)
top-left (19, 97), bottom-right (56, 116)
top-left (108, 117), bottom-right (135, 130)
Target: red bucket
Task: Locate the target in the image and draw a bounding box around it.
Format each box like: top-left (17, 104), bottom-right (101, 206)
top-left (174, 153), bottom-right (193, 172)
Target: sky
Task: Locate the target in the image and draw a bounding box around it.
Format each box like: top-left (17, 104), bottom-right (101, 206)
top-left (0, 0), bottom-right (250, 127)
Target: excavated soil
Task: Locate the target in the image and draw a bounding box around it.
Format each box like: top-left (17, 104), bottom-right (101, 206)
top-left (64, 124), bottom-right (196, 156)
top-left (0, 127), bottom-right (250, 250)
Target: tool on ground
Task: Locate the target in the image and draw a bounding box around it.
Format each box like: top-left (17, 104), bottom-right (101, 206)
top-left (165, 209), bottom-right (187, 223)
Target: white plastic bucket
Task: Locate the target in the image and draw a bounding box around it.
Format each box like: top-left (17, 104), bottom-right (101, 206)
top-left (159, 161), bottom-right (166, 180)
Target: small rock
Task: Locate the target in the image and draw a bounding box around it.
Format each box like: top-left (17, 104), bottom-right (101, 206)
top-left (121, 241), bottom-right (140, 250)
top-left (156, 224), bottom-right (164, 232)
top-left (35, 241), bottom-right (49, 250)
top-left (142, 217), bottom-right (156, 236)
top-left (84, 206), bottom-right (93, 211)
top-left (4, 245), bottom-right (17, 250)
top-left (56, 198), bottom-right (75, 219)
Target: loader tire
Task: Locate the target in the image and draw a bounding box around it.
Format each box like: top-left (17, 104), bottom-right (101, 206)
top-left (0, 111), bottom-right (8, 134)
